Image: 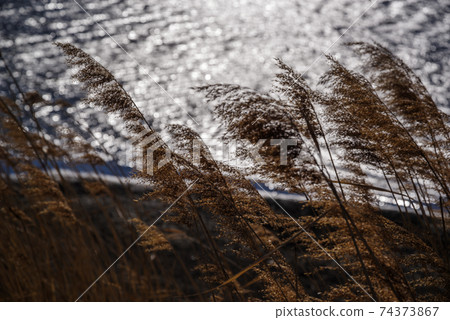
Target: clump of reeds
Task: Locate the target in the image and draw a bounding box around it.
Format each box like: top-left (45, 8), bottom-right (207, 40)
top-left (0, 48), bottom-right (190, 301)
top-left (0, 41), bottom-right (448, 302)
top-left (196, 42), bottom-right (449, 301)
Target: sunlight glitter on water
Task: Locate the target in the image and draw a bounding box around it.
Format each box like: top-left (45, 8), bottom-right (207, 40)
top-left (1, 0), bottom-right (449, 164)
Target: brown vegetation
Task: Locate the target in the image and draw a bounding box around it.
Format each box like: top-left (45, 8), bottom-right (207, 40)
top-left (0, 42), bottom-right (448, 301)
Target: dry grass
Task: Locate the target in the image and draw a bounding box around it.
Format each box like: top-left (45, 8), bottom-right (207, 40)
top-left (0, 42), bottom-right (448, 301)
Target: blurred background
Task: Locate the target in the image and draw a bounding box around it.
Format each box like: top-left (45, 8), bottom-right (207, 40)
top-left (1, 0), bottom-right (449, 163)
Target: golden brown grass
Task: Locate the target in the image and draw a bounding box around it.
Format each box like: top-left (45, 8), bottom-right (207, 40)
top-left (0, 42), bottom-right (448, 301)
